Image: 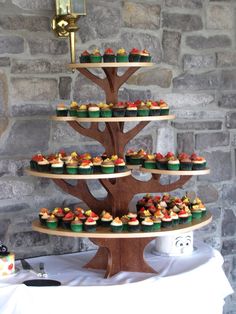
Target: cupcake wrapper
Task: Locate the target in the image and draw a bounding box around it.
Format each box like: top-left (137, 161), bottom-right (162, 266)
top-left (100, 110), bottom-right (112, 117)
top-left (116, 55), bottom-right (129, 62)
top-left (160, 108), bottom-right (169, 116)
top-left (141, 225), bottom-right (153, 232)
top-left (125, 110), bottom-right (137, 117)
top-left (128, 54), bottom-right (140, 62)
top-left (93, 165), bottom-right (101, 173)
top-left (103, 55), bottom-right (116, 62)
top-left (152, 222), bottom-right (161, 230)
top-left (115, 165), bottom-right (127, 172)
top-left (156, 160), bottom-right (168, 170)
top-left (191, 211), bottom-right (202, 219)
top-left (84, 225), bottom-right (96, 232)
top-left (101, 166), bottom-right (115, 174)
top-left (192, 163), bottom-right (206, 170)
top-left (168, 164), bottom-right (180, 171)
top-left (88, 111), bottom-right (100, 118)
top-left (180, 162), bottom-right (193, 171)
top-left (90, 56), bottom-right (102, 63)
top-left (61, 221), bottom-right (72, 229)
top-left (140, 56), bottom-right (151, 62)
top-left (71, 224), bottom-right (83, 232)
top-left (46, 221), bottom-right (58, 229)
top-left (129, 157), bottom-right (142, 165)
top-left (66, 167), bottom-right (78, 174)
top-left (149, 109), bottom-right (161, 116)
top-left (77, 111), bottom-right (88, 117)
top-left (111, 225), bottom-right (123, 232)
top-left (51, 167), bottom-right (64, 174)
top-left (179, 217), bottom-right (189, 224)
top-left (80, 55), bottom-right (90, 63)
top-left (78, 167), bottom-right (93, 174)
top-left (112, 109), bottom-right (126, 117)
top-left (128, 225), bottom-right (140, 232)
top-left (143, 161), bottom-right (156, 169)
top-left (56, 110), bottom-right (68, 117)
top-left (161, 221), bottom-right (172, 228)
top-left (37, 164), bottom-right (51, 173)
top-left (137, 109), bottom-right (149, 116)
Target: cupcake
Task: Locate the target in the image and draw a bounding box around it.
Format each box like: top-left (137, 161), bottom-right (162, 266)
top-left (114, 158), bottom-right (126, 172)
top-left (90, 48), bottom-right (102, 63)
top-left (84, 209), bottom-right (99, 222)
top-left (129, 149), bottom-right (146, 165)
top-left (56, 103), bottom-right (68, 116)
top-left (110, 217), bottom-right (123, 232)
top-left (46, 214), bottom-right (58, 229)
top-left (30, 153), bottom-right (44, 170)
top-left (103, 48), bottom-right (116, 62)
top-left (77, 104), bottom-right (88, 117)
top-left (178, 153), bottom-right (192, 171)
top-left (39, 208), bottom-right (50, 225)
top-left (141, 217), bottom-right (154, 232)
top-left (80, 50), bottom-right (90, 63)
top-left (168, 156), bottom-right (180, 171)
top-left (152, 217), bottom-right (162, 231)
top-left (52, 207), bottom-right (65, 226)
top-left (138, 208), bottom-right (152, 222)
top-left (143, 154), bottom-right (156, 169)
top-left (92, 156), bottom-right (103, 172)
top-left (127, 212), bottom-right (137, 220)
top-left (125, 149), bottom-right (135, 164)
top-left (169, 210), bottom-right (179, 225)
top-left (88, 104), bottom-right (100, 118)
top-left (69, 101), bottom-right (79, 116)
top-left (37, 158), bottom-right (50, 173)
top-left (101, 158), bottom-right (115, 174)
top-left (128, 217), bottom-right (140, 232)
top-left (191, 154), bottom-right (207, 170)
top-left (125, 102), bottom-right (138, 117)
top-left (51, 158), bottom-right (64, 174)
top-left (78, 159), bottom-right (93, 174)
top-left (159, 100), bottom-right (169, 115)
top-left (140, 49), bottom-right (151, 62)
top-left (99, 103), bottom-right (112, 117)
top-left (70, 217), bottom-right (83, 232)
top-left (66, 155), bottom-right (78, 174)
top-left (112, 102), bottom-right (126, 117)
top-left (62, 211), bottom-right (75, 229)
top-left (128, 48), bottom-right (140, 62)
top-left (147, 100), bottom-right (160, 116)
top-left (100, 211), bottom-right (113, 227)
top-left (116, 48), bottom-right (128, 62)
top-left (161, 214), bottom-right (172, 228)
top-left (137, 102), bottom-right (149, 116)
top-left (178, 209), bottom-right (190, 224)
top-left (84, 217), bottom-right (97, 232)
top-left (121, 215), bottom-right (129, 231)
top-left (156, 153), bottom-right (167, 170)
top-left (191, 197), bottom-right (205, 219)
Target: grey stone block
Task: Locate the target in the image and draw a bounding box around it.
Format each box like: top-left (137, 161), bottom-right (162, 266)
top-left (59, 77), bottom-right (72, 100)
top-left (226, 112), bottom-right (236, 129)
top-left (197, 184), bottom-right (219, 203)
top-left (9, 231), bottom-right (49, 248)
top-left (0, 15), bottom-right (50, 32)
top-left (11, 104), bottom-right (54, 117)
top-left (11, 59), bottom-right (70, 74)
top-left (28, 38), bottom-right (68, 55)
top-left (183, 54), bottom-right (215, 70)
top-left (126, 68), bottom-right (172, 88)
top-left (0, 119), bottom-right (50, 156)
top-left (123, 1), bottom-right (160, 30)
top-left (0, 219), bottom-right (10, 239)
top-left (0, 72), bottom-right (7, 115)
top-left (195, 132), bottom-right (230, 149)
top-left (50, 236), bottom-right (81, 255)
top-left (12, 0), bottom-right (54, 10)
top-left (198, 150), bottom-right (232, 182)
top-left (222, 209), bottom-right (236, 237)
top-left (173, 71), bottom-right (219, 91)
top-left (221, 70), bottom-right (236, 90)
top-left (78, 2), bottom-right (121, 43)
top-left (217, 52), bottom-right (236, 67)
top-left (222, 239), bottom-right (236, 256)
top-left (222, 183), bottom-right (236, 205)
top-left (162, 12), bottom-right (203, 31)
top-left (172, 120), bottom-right (222, 130)
top-left (0, 202), bottom-right (30, 213)
top-left (73, 75), bottom-right (105, 102)
top-left (119, 88), bottom-right (151, 102)
top-left (0, 36), bottom-right (24, 54)
top-left (219, 93), bottom-right (236, 108)
top-left (0, 57), bottom-right (10, 67)
top-left (0, 159), bottom-right (29, 177)
top-left (186, 34), bottom-right (231, 49)
top-left (177, 132), bottom-right (195, 154)
top-left (162, 30), bottom-right (181, 66)
top-left (11, 77), bottom-right (57, 102)
top-left (165, 0), bottom-right (202, 8)
top-left (206, 4), bottom-right (233, 29)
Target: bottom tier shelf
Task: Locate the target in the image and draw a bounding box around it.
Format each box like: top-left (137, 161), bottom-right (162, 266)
top-left (32, 213), bottom-right (212, 277)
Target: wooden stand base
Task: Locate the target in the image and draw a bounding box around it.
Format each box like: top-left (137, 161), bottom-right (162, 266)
top-left (85, 237), bottom-right (156, 278)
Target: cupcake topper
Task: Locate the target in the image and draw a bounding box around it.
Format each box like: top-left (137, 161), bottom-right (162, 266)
top-left (0, 241), bottom-right (9, 256)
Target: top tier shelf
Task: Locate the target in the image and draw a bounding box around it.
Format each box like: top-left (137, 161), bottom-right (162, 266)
top-left (68, 62), bottom-right (154, 69)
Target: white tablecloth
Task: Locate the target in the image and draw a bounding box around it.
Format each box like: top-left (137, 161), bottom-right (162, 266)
top-left (0, 241), bottom-right (233, 314)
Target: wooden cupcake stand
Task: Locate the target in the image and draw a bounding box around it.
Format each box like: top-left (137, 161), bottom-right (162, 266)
top-left (29, 62), bottom-right (212, 278)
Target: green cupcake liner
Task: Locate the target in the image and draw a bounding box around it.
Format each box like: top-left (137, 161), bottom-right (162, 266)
top-left (111, 225), bottom-right (123, 233)
top-left (112, 108), bottom-right (126, 117)
top-left (125, 110), bottom-right (137, 117)
top-left (88, 111), bottom-right (100, 118)
top-left (140, 56), bottom-right (152, 62)
top-left (149, 109), bottom-right (161, 116)
top-left (172, 218), bottom-right (179, 225)
top-left (168, 163), bottom-right (180, 171)
top-left (191, 211), bottom-right (202, 219)
top-left (180, 162), bottom-right (193, 171)
top-left (100, 110), bottom-right (112, 117)
top-left (179, 217), bottom-right (189, 224)
top-left (128, 54), bottom-right (140, 62)
top-left (80, 55), bottom-right (90, 63)
top-left (69, 109), bottom-right (78, 117)
top-left (71, 224), bottom-right (83, 232)
top-left (122, 224), bottom-right (128, 231)
top-left (101, 166), bottom-right (115, 174)
top-left (129, 157), bottom-right (142, 165)
top-left (128, 225), bottom-right (140, 232)
top-left (78, 167), bottom-right (93, 174)
top-left (66, 166), bottom-right (78, 174)
top-left (51, 167), bottom-right (64, 174)
top-left (152, 222), bottom-right (161, 230)
top-left (77, 110), bottom-right (88, 117)
top-left (160, 108), bottom-right (169, 115)
top-left (90, 55), bottom-right (102, 63)
top-left (137, 109), bottom-right (149, 116)
top-left (141, 225), bottom-right (153, 232)
top-left (46, 221), bottom-right (58, 229)
top-left (116, 55), bottom-right (129, 62)
top-left (143, 161), bottom-right (156, 169)
top-left (161, 220), bottom-right (172, 228)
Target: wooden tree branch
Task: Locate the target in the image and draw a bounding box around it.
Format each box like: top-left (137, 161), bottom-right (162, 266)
top-left (77, 68), bottom-right (106, 90)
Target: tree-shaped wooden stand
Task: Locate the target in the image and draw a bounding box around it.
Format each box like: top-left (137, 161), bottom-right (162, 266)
top-left (31, 62), bottom-right (211, 278)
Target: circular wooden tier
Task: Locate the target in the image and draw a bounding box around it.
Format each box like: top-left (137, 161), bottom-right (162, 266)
top-left (32, 213), bottom-right (212, 239)
top-left (140, 167), bottom-right (210, 176)
top-left (26, 168), bottom-right (131, 180)
top-left (69, 62), bottom-right (154, 69)
top-left (52, 115), bottom-right (176, 123)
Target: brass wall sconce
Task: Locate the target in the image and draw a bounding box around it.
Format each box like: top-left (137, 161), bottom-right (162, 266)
top-left (52, 0), bottom-right (86, 64)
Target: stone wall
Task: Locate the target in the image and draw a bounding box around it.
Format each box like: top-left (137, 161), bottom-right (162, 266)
top-left (0, 0), bottom-right (235, 312)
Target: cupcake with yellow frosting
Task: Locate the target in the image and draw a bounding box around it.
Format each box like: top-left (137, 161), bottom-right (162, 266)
top-left (46, 214), bottom-right (58, 229)
top-left (116, 48), bottom-right (128, 62)
top-left (101, 158), bottom-right (115, 174)
top-left (69, 101), bottom-right (79, 116)
top-left (90, 48), bottom-right (102, 63)
top-left (77, 104), bottom-right (88, 117)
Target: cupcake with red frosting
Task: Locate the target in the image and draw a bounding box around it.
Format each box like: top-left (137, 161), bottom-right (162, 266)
top-left (112, 101), bottom-right (126, 117)
top-left (129, 48), bottom-right (140, 62)
top-left (159, 100), bottom-right (169, 115)
top-left (78, 159), bottom-right (93, 174)
top-left (80, 50), bottom-right (90, 63)
top-left (114, 158), bottom-right (126, 172)
top-left (103, 48), bottom-right (116, 62)
top-left (147, 100), bottom-right (160, 116)
top-left (125, 102), bottom-right (138, 117)
top-left (84, 217), bottom-right (97, 232)
top-left (178, 153), bottom-right (192, 171)
top-left (128, 217), bottom-right (140, 232)
top-left (191, 153), bottom-right (206, 170)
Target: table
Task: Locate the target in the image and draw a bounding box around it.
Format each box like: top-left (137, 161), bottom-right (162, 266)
top-left (0, 241), bottom-right (233, 314)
